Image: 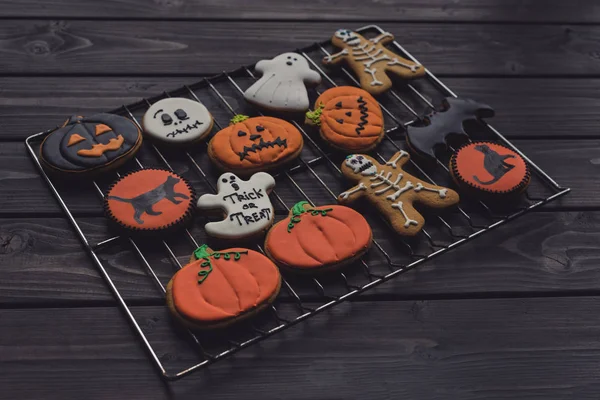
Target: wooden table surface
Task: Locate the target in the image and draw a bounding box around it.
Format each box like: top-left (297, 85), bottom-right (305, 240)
top-left (2, 1), bottom-right (600, 399)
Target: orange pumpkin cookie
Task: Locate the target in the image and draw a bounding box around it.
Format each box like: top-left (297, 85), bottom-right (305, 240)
top-left (166, 245), bottom-right (281, 330)
top-left (305, 86), bottom-right (384, 152)
top-left (450, 141), bottom-right (530, 197)
top-left (265, 201), bottom-right (372, 273)
top-left (104, 169), bottom-right (195, 234)
top-left (208, 115), bottom-right (303, 176)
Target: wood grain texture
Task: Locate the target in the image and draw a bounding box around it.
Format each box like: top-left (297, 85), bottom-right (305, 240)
top-left (1, 0), bottom-right (598, 23)
top-left (0, 21), bottom-right (598, 75)
top-left (1, 211), bottom-right (599, 305)
top-left (1, 77), bottom-right (596, 141)
top-left (2, 298), bottom-right (600, 399)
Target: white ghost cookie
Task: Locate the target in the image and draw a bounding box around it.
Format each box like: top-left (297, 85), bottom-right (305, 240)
top-left (244, 52), bottom-right (321, 112)
top-left (143, 98), bottom-right (213, 144)
top-left (197, 172), bottom-right (276, 239)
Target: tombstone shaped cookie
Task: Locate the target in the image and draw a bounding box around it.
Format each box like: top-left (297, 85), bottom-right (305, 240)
top-left (406, 97), bottom-right (495, 160)
top-left (142, 97), bottom-right (213, 145)
top-left (244, 52), bottom-right (321, 112)
top-left (338, 151), bottom-right (459, 236)
top-left (323, 29), bottom-right (425, 95)
top-left (196, 172), bottom-right (276, 240)
top-left (40, 113), bottom-right (142, 176)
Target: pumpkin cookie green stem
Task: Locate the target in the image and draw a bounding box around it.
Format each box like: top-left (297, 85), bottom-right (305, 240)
top-left (287, 201), bottom-right (333, 233)
top-left (305, 103), bottom-right (325, 126)
top-left (230, 114), bottom-right (250, 125)
top-left (193, 244), bottom-right (248, 284)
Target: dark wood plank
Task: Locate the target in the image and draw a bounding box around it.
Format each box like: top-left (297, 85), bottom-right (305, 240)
top-left (1, 77), bottom-right (595, 141)
top-left (0, 21), bottom-right (598, 76)
top-left (3, 299), bottom-right (600, 399)
top-left (1, 0), bottom-right (598, 23)
top-left (2, 211), bottom-right (600, 305)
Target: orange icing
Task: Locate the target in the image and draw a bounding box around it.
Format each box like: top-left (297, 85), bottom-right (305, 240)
top-left (453, 142), bottom-right (528, 192)
top-left (77, 135), bottom-right (124, 157)
top-left (209, 116), bottom-right (302, 169)
top-left (171, 248), bottom-right (281, 322)
top-left (67, 133), bottom-right (86, 146)
top-left (316, 87), bottom-right (383, 150)
top-left (106, 169), bottom-right (192, 229)
top-left (95, 123), bottom-right (112, 135)
top-left (265, 204), bottom-right (372, 269)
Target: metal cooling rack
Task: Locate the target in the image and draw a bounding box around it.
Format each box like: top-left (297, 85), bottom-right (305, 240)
top-left (25, 25), bottom-right (570, 380)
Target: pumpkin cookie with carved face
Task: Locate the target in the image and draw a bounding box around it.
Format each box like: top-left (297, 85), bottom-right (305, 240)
top-left (265, 201), bottom-right (372, 273)
top-left (166, 244), bottom-right (281, 330)
top-left (306, 86), bottom-right (384, 152)
top-left (40, 113), bottom-right (142, 176)
top-left (208, 115), bottom-right (303, 176)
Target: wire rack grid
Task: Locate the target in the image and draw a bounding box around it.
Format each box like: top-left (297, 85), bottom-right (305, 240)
top-left (25, 25), bottom-right (570, 380)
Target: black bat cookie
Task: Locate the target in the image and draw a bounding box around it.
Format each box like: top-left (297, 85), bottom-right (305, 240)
top-left (406, 97), bottom-right (494, 159)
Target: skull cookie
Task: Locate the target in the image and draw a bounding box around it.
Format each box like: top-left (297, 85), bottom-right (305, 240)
top-left (244, 52), bottom-right (321, 112)
top-left (339, 151), bottom-right (459, 236)
top-left (142, 97), bottom-right (214, 145)
top-left (197, 172), bottom-right (276, 240)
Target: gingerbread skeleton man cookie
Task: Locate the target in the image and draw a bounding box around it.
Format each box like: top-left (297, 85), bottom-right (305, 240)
top-left (244, 52), bottom-right (321, 112)
top-left (197, 172), bottom-right (276, 239)
top-left (338, 151), bottom-right (459, 236)
top-left (323, 29), bottom-right (425, 95)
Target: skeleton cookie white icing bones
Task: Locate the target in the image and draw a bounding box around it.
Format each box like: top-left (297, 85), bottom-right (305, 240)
top-left (143, 98), bottom-right (213, 144)
top-left (197, 172), bottom-right (276, 239)
top-left (338, 152), bottom-right (459, 236)
top-left (244, 52), bottom-right (321, 112)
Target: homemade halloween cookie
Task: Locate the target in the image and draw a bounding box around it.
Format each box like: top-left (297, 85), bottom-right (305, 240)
top-left (40, 113), bottom-right (142, 176)
top-left (244, 52), bottom-right (321, 112)
top-left (338, 151), bottom-right (459, 236)
top-left (104, 169), bottom-right (195, 234)
top-left (166, 244), bottom-right (281, 330)
top-left (208, 115), bottom-right (303, 175)
top-left (323, 29), bottom-right (424, 95)
top-left (450, 141), bottom-right (530, 197)
top-left (305, 86), bottom-right (384, 152)
top-left (142, 97), bottom-right (213, 145)
top-left (406, 97), bottom-right (495, 160)
top-left (196, 172), bottom-right (276, 240)
top-left (265, 201), bottom-right (372, 273)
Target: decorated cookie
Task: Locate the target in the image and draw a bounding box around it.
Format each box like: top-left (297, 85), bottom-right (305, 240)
top-left (142, 97), bottom-right (213, 145)
top-left (105, 169), bottom-right (195, 234)
top-left (244, 52), bottom-right (321, 112)
top-left (406, 97), bottom-right (495, 160)
top-left (265, 201), bottom-right (372, 273)
top-left (450, 141), bottom-right (530, 197)
top-left (166, 244), bottom-right (281, 330)
top-left (323, 29), bottom-right (424, 95)
top-left (338, 151), bottom-right (459, 236)
top-left (208, 115), bottom-right (303, 175)
top-left (40, 113), bottom-right (142, 175)
top-left (305, 86), bottom-right (384, 152)
top-left (197, 172), bottom-right (275, 239)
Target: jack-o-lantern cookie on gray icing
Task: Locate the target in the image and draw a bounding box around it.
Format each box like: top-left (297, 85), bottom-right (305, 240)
top-left (40, 113), bottom-right (142, 176)
top-left (142, 97), bottom-right (214, 145)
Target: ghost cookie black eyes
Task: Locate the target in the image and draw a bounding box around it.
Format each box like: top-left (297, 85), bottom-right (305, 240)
top-left (142, 97), bottom-right (214, 145)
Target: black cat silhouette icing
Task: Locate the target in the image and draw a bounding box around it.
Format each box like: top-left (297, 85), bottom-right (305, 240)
top-left (107, 175), bottom-right (189, 224)
top-left (472, 144), bottom-right (516, 185)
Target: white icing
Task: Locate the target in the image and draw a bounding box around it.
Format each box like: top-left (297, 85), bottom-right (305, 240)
top-left (385, 150), bottom-right (408, 168)
top-left (387, 57), bottom-right (421, 73)
top-left (391, 201), bottom-right (418, 228)
top-left (370, 32), bottom-right (393, 44)
top-left (335, 29), bottom-right (361, 45)
top-left (339, 182), bottom-right (366, 200)
top-left (196, 172), bottom-right (275, 239)
top-left (414, 182), bottom-right (447, 198)
top-left (142, 98), bottom-right (212, 144)
top-left (244, 52), bottom-right (321, 112)
top-left (345, 154), bottom-right (377, 176)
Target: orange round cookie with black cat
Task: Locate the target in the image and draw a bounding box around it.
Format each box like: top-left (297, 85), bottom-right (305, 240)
top-left (450, 141), bottom-right (530, 197)
top-left (104, 169), bottom-right (195, 234)
top-left (305, 86), bottom-right (384, 152)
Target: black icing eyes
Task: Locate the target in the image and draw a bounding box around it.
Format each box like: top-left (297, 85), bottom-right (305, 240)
top-left (286, 56), bottom-right (298, 61)
top-left (256, 126), bottom-right (265, 132)
top-left (238, 130), bottom-right (247, 137)
top-left (174, 109), bottom-right (188, 121)
top-left (222, 175), bottom-right (236, 183)
top-left (222, 178), bottom-right (228, 183)
top-left (350, 159), bottom-right (358, 164)
top-left (161, 114), bottom-right (173, 126)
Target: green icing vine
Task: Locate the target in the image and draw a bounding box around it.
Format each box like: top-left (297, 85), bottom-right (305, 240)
top-left (230, 114), bottom-right (250, 125)
top-left (193, 244), bottom-right (248, 284)
top-left (287, 201), bottom-right (333, 233)
top-left (305, 103), bottom-right (325, 126)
